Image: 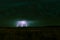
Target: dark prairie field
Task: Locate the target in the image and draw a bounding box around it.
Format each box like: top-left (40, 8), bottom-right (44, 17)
top-left (0, 27), bottom-right (60, 40)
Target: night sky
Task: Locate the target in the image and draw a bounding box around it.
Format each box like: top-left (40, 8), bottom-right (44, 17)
top-left (0, 0), bottom-right (60, 27)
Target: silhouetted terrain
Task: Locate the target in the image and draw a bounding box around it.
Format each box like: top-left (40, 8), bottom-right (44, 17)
top-left (0, 27), bottom-right (59, 40)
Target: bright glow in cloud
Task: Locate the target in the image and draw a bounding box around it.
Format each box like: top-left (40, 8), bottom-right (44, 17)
top-left (15, 20), bottom-right (38, 27)
top-left (16, 20), bottom-right (28, 27)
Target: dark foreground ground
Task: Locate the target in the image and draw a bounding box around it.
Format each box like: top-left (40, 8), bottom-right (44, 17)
top-left (0, 27), bottom-right (60, 40)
